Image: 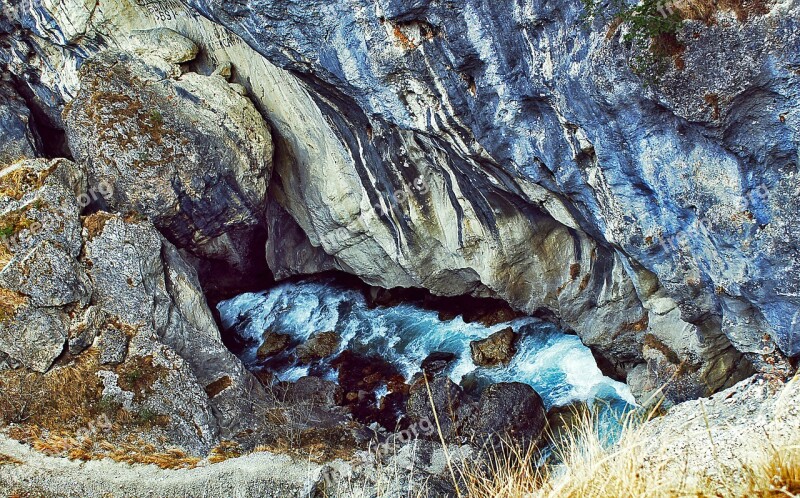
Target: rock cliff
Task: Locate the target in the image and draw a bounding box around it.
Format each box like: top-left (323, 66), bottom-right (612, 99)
top-left (0, 0), bottom-right (797, 408)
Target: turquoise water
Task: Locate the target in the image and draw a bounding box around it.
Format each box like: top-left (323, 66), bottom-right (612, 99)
top-left (217, 278), bottom-right (635, 413)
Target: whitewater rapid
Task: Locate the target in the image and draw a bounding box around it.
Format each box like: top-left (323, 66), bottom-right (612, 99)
top-left (217, 278), bottom-right (635, 411)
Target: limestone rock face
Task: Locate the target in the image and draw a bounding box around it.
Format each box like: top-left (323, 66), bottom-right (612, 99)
top-left (63, 44), bottom-right (273, 297)
top-left (0, 159), bottom-right (269, 448)
top-left (2, 0), bottom-right (798, 405)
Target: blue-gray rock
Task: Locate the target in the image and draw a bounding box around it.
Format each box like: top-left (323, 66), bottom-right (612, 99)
top-left (2, 0), bottom-right (798, 406)
top-left (0, 82), bottom-right (40, 165)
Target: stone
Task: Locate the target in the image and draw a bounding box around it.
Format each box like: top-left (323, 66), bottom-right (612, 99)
top-left (420, 351), bottom-right (457, 377)
top-left (98, 327), bottom-right (128, 365)
top-left (256, 331), bottom-right (291, 359)
top-left (470, 382), bottom-right (547, 446)
top-left (0, 82), bottom-right (40, 165)
top-left (296, 331), bottom-right (340, 364)
top-left (406, 377), bottom-right (474, 442)
top-left (126, 28), bottom-right (199, 64)
top-left (283, 376), bottom-right (342, 407)
top-left (0, 158), bottom-right (269, 450)
top-left (0, 240), bottom-right (91, 307)
top-left (62, 47), bottom-right (273, 297)
top-left (470, 328), bottom-right (518, 367)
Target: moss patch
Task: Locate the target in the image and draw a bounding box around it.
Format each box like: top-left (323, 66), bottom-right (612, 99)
top-left (0, 164), bottom-right (55, 201)
top-left (0, 287), bottom-right (28, 323)
top-left (82, 211), bottom-right (115, 240)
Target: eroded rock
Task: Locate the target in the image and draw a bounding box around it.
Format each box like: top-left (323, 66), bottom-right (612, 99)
top-left (470, 382), bottom-right (547, 446)
top-left (256, 331), bottom-right (291, 359)
top-left (296, 331), bottom-right (340, 364)
top-left (0, 158), bottom-right (269, 450)
top-left (63, 45), bottom-right (273, 297)
top-left (470, 328), bottom-right (518, 367)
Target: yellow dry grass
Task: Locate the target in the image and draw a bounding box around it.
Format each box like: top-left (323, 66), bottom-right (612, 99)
top-left (17, 428), bottom-right (201, 470)
top-left (0, 287), bottom-right (28, 323)
top-left (458, 378), bottom-right (800, 498)
top-left (207, 440), bottom-right (242, 464)
top-left (0, 349), bottom-right (103, 427)
top-left (0, 163), bottom-right (55, 201)
top-left (0, 452), bottom-right (22, 465)
top-left (0, 347), bottom-right (194, 470)
top-left (0, 243), bottom-right (13, 269)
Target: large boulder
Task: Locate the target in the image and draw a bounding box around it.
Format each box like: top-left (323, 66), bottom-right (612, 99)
top-left (469, 382), bottom-right (547, 446)
top-left (296, 331), bottom-right (340, 364)
top-left (406, 377), bottom-right (548, 447)
top-left (406, 377), bottom-right (473, 443)
top-left (63, 39), bottom-right (273, 297)
top-left (256, 331), bottom-right (291, 359)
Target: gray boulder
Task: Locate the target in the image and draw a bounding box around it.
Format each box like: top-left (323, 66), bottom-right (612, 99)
top-left (470, 382), bottom-right (547, 446)
top-left (63, 45), bottom-right (273, 296)
top-left (98, 327), bottom-right (129, 365)
top-left (0, 158), bottom-right (270, 450)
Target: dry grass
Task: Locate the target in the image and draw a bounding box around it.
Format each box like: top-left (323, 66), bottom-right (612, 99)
top-left (82, 211), bottom-right (115, 240)
top-left (458, 378), bottom-right (800, 498)
top-left (0, 287), bottom-right (28, 323)
top-left (669, 0), bottom-right (771, 23)
top-left (0, 242), bottom-right (13, 269)
top-left (0, 347), bottom-right (192, 470)
top-left (0, 452), bottom-right (22, 465)
top-left (207, 440), bottom-right (242, 464)
top-left (0, 349), bottom-right (103, 427)
top-left (15, 428), bottom-right (201, 470)
top-left (0, 165), bottom-right (53, 201)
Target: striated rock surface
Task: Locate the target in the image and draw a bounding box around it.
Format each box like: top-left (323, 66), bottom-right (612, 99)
top-left (0, 0), bottom-right (797, 407)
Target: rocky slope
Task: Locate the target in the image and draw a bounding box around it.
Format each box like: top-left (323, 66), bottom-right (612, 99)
top-left (0, 0), bottom-right (797, 406)
top-left (0, 158), bottom-right (268, 450)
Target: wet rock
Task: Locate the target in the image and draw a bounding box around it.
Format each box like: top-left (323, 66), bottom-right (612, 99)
top-left (256, 331), bottom-right (291, 359)
top-left (296, 331), bottom-right (340, 364)
top-left (470, 382), bottom-right (547, 446)
top-left (98, 327), bottom-right (128, 365)
top-left (465, 307), bottom-right (521, 327)
top-left (470, 328), bottom-right (518, 367)
top-left (333, 351), bottom-right (408, 429)
top-left (406, 377), bottom-right (475, 442)
top-left (420, 351), bottom-right (457, 378)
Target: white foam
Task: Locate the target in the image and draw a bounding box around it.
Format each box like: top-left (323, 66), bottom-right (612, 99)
top-left (218, 279), bottom-right (635, 410)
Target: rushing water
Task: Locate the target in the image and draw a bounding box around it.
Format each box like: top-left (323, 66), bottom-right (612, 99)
top-left (218, 278), bottom-right (635, 414)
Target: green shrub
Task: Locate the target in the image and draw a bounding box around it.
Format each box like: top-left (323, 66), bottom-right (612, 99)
top-left (582, 0), bottom-right (683, 77)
